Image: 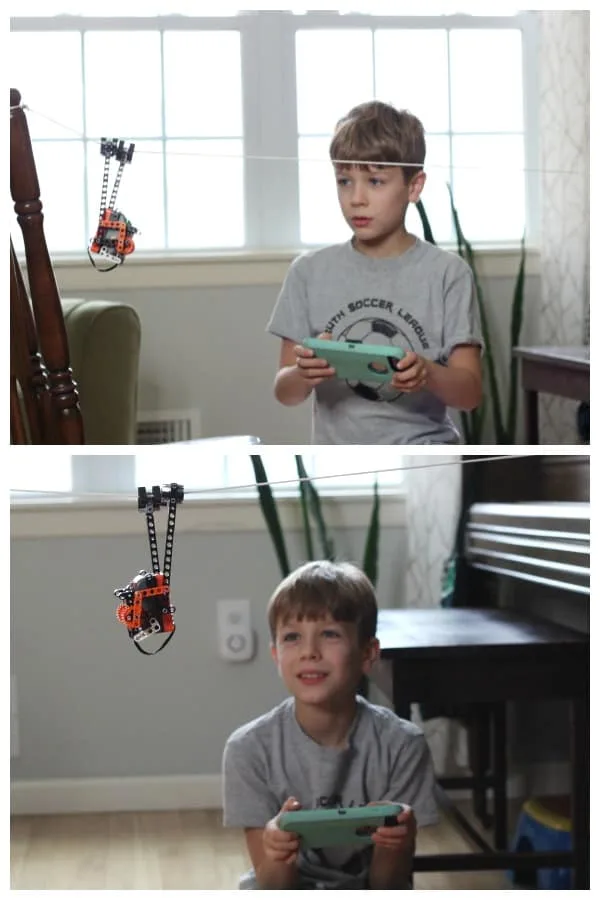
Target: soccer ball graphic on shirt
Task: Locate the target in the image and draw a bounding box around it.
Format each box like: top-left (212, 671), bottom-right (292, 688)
top-left (337, 316), bottom-right (410, 402)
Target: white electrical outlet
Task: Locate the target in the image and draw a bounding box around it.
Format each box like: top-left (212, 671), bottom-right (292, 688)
top-left (217, 599), bottom-right (255, 662)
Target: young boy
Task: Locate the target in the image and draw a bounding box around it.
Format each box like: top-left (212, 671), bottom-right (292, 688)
top-left (222, 560), bottom-right (439, 890)
top-left (267, 100), bottom-right (483, 444)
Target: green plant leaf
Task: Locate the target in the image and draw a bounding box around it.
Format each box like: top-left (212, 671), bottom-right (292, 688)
top-left (460, 410), bottom-right (472, 444)
top-left (447, 183), bottom-right (506, 443)
top-left (295, 455), bottom-right (314, 560)
top-left (250, 455), bottom-right (290, 577)
top-left (506, 232), bottom-right (527, 443)
top-left (362, 475), bottom-right (380, 587)
top-left (416, 199), bottom-right (436, 244)
top-left (294, 455), bottom-right (335, 560)
top-left (471, 401), bottom-right (486, 444)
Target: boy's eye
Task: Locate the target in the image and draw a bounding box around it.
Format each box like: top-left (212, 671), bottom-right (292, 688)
top-left (281, 632), bottom-right (299, 642)
top-left (322, 629), bottom-right (341, 639)
top-left (369, 177), bottom-right (383, 186)
top-left (336, 177), bottom-right (351, 187)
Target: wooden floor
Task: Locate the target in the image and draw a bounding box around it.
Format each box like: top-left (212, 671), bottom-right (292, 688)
top-left (11, 804), bottom-right (517, 890)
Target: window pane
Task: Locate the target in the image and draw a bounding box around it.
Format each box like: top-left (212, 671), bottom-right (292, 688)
top-left (164, 31), bottom-right (242, 138)
top-left (296, 29), bottom-right (374, 135)
top-left (374, 29), bottom-right (449, 133)
top-left (297, 5), bottom-right (520, 12)
top-left (136, 449), bottom-right (226, 496)
top-left (11, 141), bottom-right (86, 254)
top-left (165, 139), bottom-right (244, 248)
top-left (86, 139), bottom-right (165, 252)
top-left (298, 136), bottom-right (349, 245)
top-left (406, 134), bottom-right (453, 244)
top-left (9, 449), bottom-right (72, 496)
top-left (450, 29), bottom-right (523, 132)
top-left (8, 448), bottom-right (403, 501)
top-left (299, 135), bottom-right (453, 247)
top-left (84, 32), bottom-right (163, 138)
top-left (227, 453), bottom-right (301, 497)
top-left (310, 448), bottom-right (404, 491)
top-left (10, 32), bottom-right (83, 139)
top-left (451, 135), bottom-right (525, 241)
top-left (225, 451), bottom-right (404, 497)
top-left (12, 2), bottom-right (240, 13)
top-left (12, 3), bottom-right (519, 12)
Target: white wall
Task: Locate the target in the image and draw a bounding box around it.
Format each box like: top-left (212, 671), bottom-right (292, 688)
top-left (537, 10), bottom-right (590, 443)
top-left (10, 494), bottom-right (409, 788)
top-left (10, 451), bottom-right (468, 807)
top-left (55, 254), bottom-right (542, 445)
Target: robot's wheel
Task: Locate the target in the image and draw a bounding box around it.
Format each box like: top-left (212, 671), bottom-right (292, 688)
top-left (116, 604), bottom-right (133, 625)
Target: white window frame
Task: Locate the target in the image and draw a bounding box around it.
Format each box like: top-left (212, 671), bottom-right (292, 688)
top-left (10, 10), bottom-right (539, 257)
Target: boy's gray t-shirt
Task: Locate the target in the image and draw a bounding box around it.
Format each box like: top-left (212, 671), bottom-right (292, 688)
top-left (267, 238), bottom-right (483, 444)
top-left (222, 695), bottom-right (439, 890)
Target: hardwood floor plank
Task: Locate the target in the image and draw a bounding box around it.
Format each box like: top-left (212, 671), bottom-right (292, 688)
top-left (11, 807), bottom-right (513, 890)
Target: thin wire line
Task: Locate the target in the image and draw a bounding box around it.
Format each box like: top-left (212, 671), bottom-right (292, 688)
top-left (10, 454), bottom-right (530, 501)
top-left (12, 104), bottom-right (585, 177)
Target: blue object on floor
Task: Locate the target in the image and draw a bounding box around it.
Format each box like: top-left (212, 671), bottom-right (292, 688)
top-left (508, 797), bottom-right (572, 889)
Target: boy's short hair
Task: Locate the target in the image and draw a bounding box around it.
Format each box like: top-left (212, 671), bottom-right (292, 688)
top-left (268, 560), bottom-right (378, 645)
top-left (329, 100), bottom-right (426, 183)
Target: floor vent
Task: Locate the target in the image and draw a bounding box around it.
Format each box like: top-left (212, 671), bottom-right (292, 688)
top-left (136, 409), bottom-right (201, 445)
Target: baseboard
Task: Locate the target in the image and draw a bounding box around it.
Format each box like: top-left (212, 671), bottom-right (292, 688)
top-left (11, 763), bottom-right (570, 817)
top-left (11, 774), bottom-right (223, 816)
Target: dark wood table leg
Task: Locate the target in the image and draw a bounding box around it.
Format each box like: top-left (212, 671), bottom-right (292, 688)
top-left (468, 708), bottom-right (492, 829)
top-left (492, 702), bottom-right (508, 850)
top-left (571, 696), bottom-right (590, 888)
top-left (524, 389), bottom-right (539, 444)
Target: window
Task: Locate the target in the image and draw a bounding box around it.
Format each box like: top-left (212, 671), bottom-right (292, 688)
top-left (9, 449), bottom-right (404, 503)
top-left (10, 21), bottom-right (245, 254)
top-left (10, 10), bottom-right (535, 256)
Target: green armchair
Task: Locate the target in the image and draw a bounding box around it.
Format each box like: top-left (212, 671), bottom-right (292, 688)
top-left (62, 298), bottom-right (141, 444)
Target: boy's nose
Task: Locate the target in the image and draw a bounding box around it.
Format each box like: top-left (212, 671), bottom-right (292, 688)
top-left (350, 186), bottom-right (368, 205)
top-left (300, 638), bottom-right (321, 658)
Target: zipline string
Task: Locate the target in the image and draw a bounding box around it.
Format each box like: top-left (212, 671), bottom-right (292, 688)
top-left (10, 104), bottom-right (584, 178)
top-left (10, 453), bottom-right (534, 502)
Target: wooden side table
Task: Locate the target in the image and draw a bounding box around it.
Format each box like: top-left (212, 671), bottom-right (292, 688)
top-left (513, 346), bottom-right (589, 443)
top-left (371, 607), bottom-right (589, 887)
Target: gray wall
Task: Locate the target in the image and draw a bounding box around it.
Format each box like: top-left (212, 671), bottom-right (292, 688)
top-left (62, 268), bottom-right (541, 445)
top-left (10, 520), bottom-right (407, 782)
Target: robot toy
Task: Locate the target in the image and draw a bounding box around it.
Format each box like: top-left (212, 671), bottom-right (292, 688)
top-left (89, 138), bottom-right (137, 271)
top-left (114, 483), bottom-right (184, 655)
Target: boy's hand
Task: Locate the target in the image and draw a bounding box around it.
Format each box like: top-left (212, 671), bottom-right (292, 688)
top-left (371, 804), bottom-right (416, 853)
top-left (262, 796), bottom-right (302, 865)
top-left (294, 332), bottom-right (336, 385)
top-left (391, 351), bottom-right (429, 393)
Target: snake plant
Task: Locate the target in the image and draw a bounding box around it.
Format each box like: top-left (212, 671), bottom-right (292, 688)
top-left (250, 454), bottom-right (380, 587)
top-left (416, 188), bottom-right (526, 444)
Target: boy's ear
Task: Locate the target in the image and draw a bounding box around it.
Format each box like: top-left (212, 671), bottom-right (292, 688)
top-left (408, 171), bottom-right (426, 203)
top-left (361, 637), bottom-right (381, 673)
top-left (270, 642), bottom-right (278, 664)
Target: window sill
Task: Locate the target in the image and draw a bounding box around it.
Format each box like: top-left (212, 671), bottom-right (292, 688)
top-left (10, 490), bottom-right (407, 539)
top-left (46, 246), bottom-right (540, 293)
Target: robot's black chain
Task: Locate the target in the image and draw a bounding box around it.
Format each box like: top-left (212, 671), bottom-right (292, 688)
top-left (145, 508), bottom-right (161, 575)
top-left (144, 489), bottom-right (179, 583)
top-left (108, 161), bottom-right (126, 212)
top-left (162, 494), bottom-right (178, 585)
top-left (99, 138), bottom-right (134, 217)
top-left (99, 155), bottom-right (110, 219)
